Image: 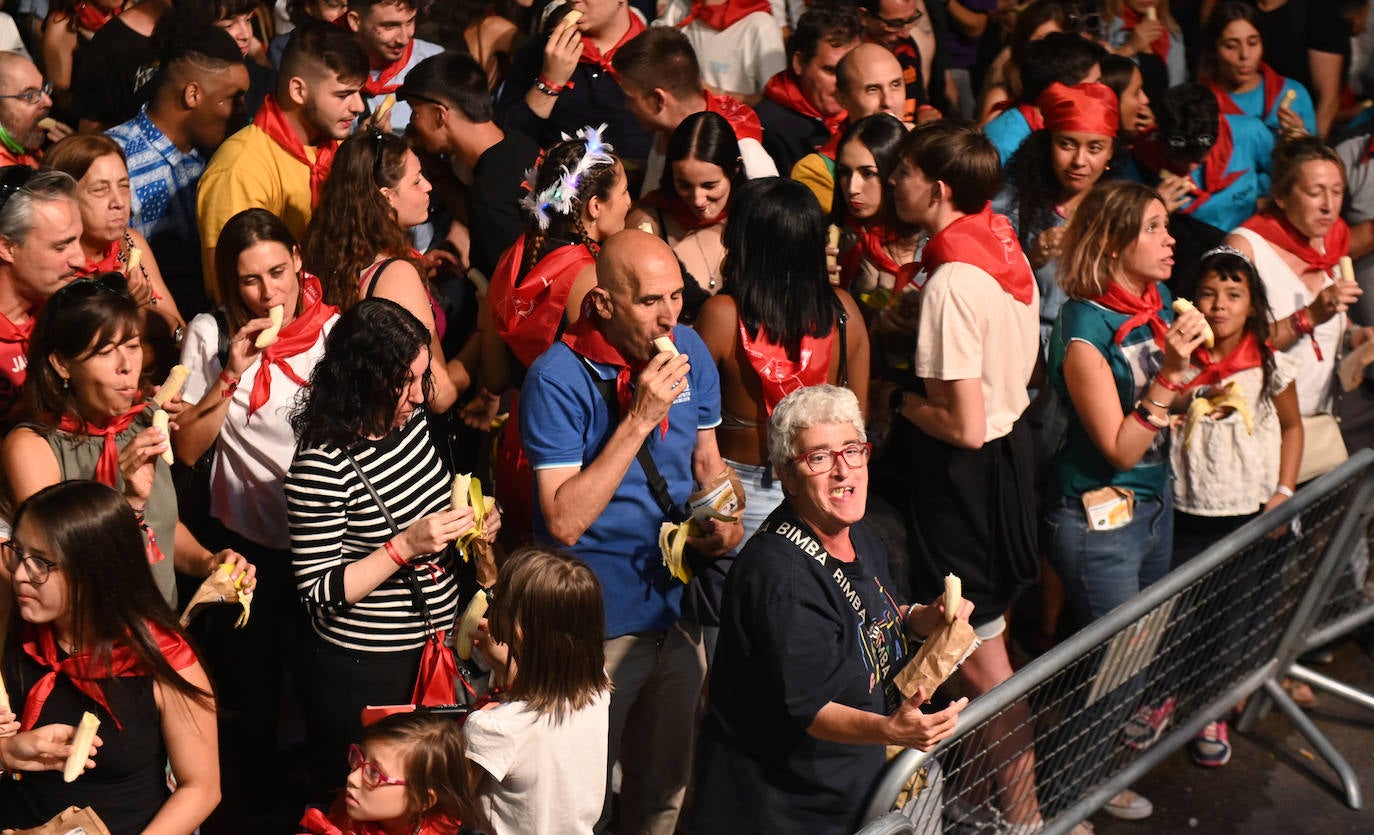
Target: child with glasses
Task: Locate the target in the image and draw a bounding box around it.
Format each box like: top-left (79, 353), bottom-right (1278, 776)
top-left (298, 711), bottom-right (486, 835)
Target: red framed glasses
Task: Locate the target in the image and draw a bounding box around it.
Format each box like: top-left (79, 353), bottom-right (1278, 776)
top-left (348, 744), bottom-right (408, 789)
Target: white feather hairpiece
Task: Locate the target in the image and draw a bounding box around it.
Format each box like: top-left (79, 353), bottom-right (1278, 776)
top-left (520, 123), bottom-right (616, 230)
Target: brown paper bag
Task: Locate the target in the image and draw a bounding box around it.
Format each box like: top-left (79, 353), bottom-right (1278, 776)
top-left (3, 806), bottom-right (112, 835)
top-left (894, 620), bottom-right (981, 702)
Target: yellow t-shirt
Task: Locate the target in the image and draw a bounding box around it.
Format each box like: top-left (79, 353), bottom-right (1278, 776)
top-left (196, 124), bottom-right (317, 299)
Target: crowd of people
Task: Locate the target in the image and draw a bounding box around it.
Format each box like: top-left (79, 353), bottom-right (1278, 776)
top-left (0, 0), bottom-right (1371, 833)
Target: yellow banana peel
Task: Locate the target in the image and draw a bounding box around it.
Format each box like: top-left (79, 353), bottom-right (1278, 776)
top-left (1182, 384), bottom-right (1254, 449)
top-left (457, 476), bottom-right (497, 560)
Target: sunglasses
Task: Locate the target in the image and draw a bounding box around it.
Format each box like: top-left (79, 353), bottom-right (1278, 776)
top-left (1163, 134), bottom-right (1217, 154)
top-left (862, 8), bottom-right (925, 31)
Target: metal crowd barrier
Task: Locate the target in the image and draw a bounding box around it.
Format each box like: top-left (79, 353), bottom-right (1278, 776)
top-left (857, 449), bottom-right (1374, 835)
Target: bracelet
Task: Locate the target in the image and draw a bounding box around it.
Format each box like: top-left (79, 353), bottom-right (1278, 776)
top-left (1144, 395), bottom-right (1170, 411)
top-left (1154, 374), bottom-right (1183, 392)
top-left (218, 370), bottom-right (239, 398)
top-left (1293, 306), bottom-right (1315, 337)
top-left (1276, 485), bottom-right (1295, 498)
top-left (1133, 402), bottom-right (1167, 430)
top-left (384, 539), bottom-right (407, 567)
top-left (534, 75), bottom-right (564, 96)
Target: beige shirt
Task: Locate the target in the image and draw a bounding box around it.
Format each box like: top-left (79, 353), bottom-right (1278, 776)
top-left (915, 261), bottom-right (1040, 441)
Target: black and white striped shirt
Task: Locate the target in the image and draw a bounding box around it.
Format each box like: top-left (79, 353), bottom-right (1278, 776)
top-left (285, 412), bottom-right (459, 653)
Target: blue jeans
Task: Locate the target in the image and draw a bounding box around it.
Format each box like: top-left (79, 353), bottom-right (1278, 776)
top-left (1046, 489), bottom-right (1174, 628)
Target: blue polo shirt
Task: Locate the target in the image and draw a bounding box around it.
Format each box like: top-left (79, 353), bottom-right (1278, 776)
top-left (520, 324), bottom-right (721, 637)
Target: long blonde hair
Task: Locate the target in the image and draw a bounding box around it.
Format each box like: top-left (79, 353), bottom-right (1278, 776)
top-left (1057, 181), bottom-right (1164, 300)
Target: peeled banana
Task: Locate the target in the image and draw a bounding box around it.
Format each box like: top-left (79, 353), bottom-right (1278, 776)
top-left (1171, 297), bottom-right (1214, 348)
top-left (456, 590), bottom-right (489, 661)
top-left (944, 573), bottom-right (962, 623)
top-left (254, 305), bottom-right (284, 349)
top-left (152, 409), bottom-right (173, 465)
top-left (1282, 88), bottom-right (1297, 109)
top-left (63, 711), bottom-right (100, 782)
top-left (124, 246), bottom-right (142, 276)
top-left (152, 364), bottom-right (189, 407)
top-left (451, 472), bottom-right (495, 559)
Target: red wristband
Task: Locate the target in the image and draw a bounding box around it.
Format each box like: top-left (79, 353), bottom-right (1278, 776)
top-left (1131, 410), bottom-right (1160, 432)
top-left (384, 540), bottom-right (407, 567)
top-left (218, 370), bottom-right (239, 398)
top-left (1154, 374), bottom-right (1183, 392)
top-left (537, 75), bottom-right (565, 93)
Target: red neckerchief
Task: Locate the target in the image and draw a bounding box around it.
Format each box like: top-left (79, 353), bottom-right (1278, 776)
top-left (763, 70), bottom-right (847, 137)
top-left (562, 302), bottom-right (669, 439)
top-left (247, 274), bottom-right (336, 420)
top-left (363, 39), bottom-right (414, 96)
top-left (76, 239), bottom-right (121, 278)
top-left (986, 100), bottom-right (1042, 131)
top-left (0, 147), bottom-right (39, 168)
top-left (0, 309), bottom-right (34, 347)
top-left (1120, 6), bottom-right (1171, 63)
top-left (1189, 332), bottom-right (1265, 389)
top-left (1209, 63), bottom-right (1286, 120)
top-left (19, 620), bottom-right (197, 731)
top-left (581, 13), bottom-right (646, 73)
top-left (1149, 116), bottom-right (1242, 217)
top-left (818, 123), bottom-right (844, 160)
top-left (74, 1), bottom-right (118, 33)
top-left (676, 0), bottom-right (772, 30)
top-left (1092, 280), bottom-right (1169, 348)
top-left (640, 188), bottom-right (727, 232)
top-left (1241, 208), bottom-right (1349, 273)
top-left (490, 236), bottom-right (596, 368)
top-left (920, 205), bottom-right (1035, 304)
top-left (839, 219), bottom-right (920, 293)
top-left (252, 94), bottom-right (337, 208)
top-left (298, 805), bottom-right (463, 835)
top-left (704, 89), bottom-right (763, 143)
top-left (738, 320), bottom-right (833, 414)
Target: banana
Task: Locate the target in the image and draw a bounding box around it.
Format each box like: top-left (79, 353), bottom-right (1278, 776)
top-left (451, 472), bottom-right (472, 512)
top-left (1172, 297), bottom-right (1214, 348)
top-left (63, 711), bottom-right (100, 782)
top-left (1282, 89), bottom-right (1297, 109)
top-left (219, 562), bottom-right (254, 628)
top-left (1183, 382), bottom-right (1254, 448)
top-left (658, 521), bottom-right (693, 584)
top-left (1340, 255), bottom-right (1355, 282)
top-left (152, 364), bottom-right (189, 407)
top-left (372, 93), bottom-right (397, 124)
top-left (451, 473), bottom-right (493, 559)
top-left (456, 590), bottom-right (489, 660)
top-left (562, 9), bottom-right (583, 27)
top-left (254, 305), bottom-right (284, 349)
top-left (826, 224), bottom-right (841, 271)
top-left (125, 246), bottom-right (142, 276)
top-left (37, 117), bottom-right (56, 132)
top-left (653, 336), bottom-right (677, 356)
top-left (152, 409), bottom-right (173, 465)
top-left (944, 573), bottom-right (962, 623)
top-left (637, 221), bottom-right (654, 233)
top-left (1145, 6), bottom-right (1156, 20)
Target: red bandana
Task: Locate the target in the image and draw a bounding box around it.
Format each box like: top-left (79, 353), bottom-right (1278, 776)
top-left (252, 95), bottom-right (337, 208)
top-left (363, 39), bottom-right (414, 96)
top-left (640, 188), bottom-right (727, 232)
top-left (704, 89), bottom-right (763, 143)
top-left (19, 620), bottom-right (197, 731)
top-left (74, 1), bottom-right (118, 33)
top-left (581, 13), bottom-right (646, 73)
top-left (763, 70), bottom-right (847, 138)
top-left (1038, 82), bottom-right (1119, 136)
top-left (247, 274), bottom-right (337, 420)
top-left (1240, 208), bottom-right (1349, 274)
top-left (1120, 6), bottom-right (1171, 63)
top-left (1189, 332), bottom-right (1265, 389)
top-left (1209, 63), bottom-right (1287, 121)
top-left (490, 237), bottom-right (596, 368)
top-left (676, 0), bottom-right (772, 31)
top-left (0, 309), bottom-right (34, 347)
top-left (76, 239), bottom-right (121, 278)
top-left (921, 205), bottom-right (1035, 304)
top-left (1092, 280), bottom-right (1170, 348)
top-left (298, 805), bottom-right (463, 835)
top-left (839, 220), bottom-right (921, 293)
top-left (562, 301), bottom-right (670, 439)
top-left (988, 100), bottom-right (1043, 132)
top-left (738, 321), bottom-right (833, 414)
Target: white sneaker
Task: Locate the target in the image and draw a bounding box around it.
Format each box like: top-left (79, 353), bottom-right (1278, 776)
top-left (1104, 788), bottom-right (1153, 820)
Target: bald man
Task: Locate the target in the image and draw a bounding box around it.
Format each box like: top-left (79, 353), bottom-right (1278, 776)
top-left (793, 43), bottom-right (911, 213)
top-left (0, 53), bottom-right (68, 167)
top-left (518, 229), bottom-right (742, 834)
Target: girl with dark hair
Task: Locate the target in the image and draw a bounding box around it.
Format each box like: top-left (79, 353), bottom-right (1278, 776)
top-left (1199, 0), bottom-right (1315, 139)
top-left (286, 298), bottom-right (497, 795)
top-left (627, 111), bottom-right (744, 300)
top-left (40, 0), bottom-right (124, 113)
top-left (0, 277), bottom-right (254, 608)
top-left (482, 125), bottom-right (630, 541)
top-left (0, 480), bottom-right (220, 834)
top-left (695, 177), bottom-right (869, 538)
top-left (976, 0), bottom-right (1073, 123)
top-left (303, 130), bottom-right (468, 413)
top-left (298, 711), bottom-right (486, 835)
top-left (465, 547), bottom-right (611, 833)
top-left (1105, 0), bottom-right (1186, 102)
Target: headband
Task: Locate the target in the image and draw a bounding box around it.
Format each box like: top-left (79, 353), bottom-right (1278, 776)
top-left (519, 123), bottom-right (617, 230)
top-left (1037, 82), bottom-right (1120, 138)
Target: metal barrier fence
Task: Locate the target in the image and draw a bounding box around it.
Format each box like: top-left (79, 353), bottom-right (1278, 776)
top-left (857, 449), bottom-right (1374, 835)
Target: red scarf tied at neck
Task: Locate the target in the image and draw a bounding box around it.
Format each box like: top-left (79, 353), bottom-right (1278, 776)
top-left (76, 239), bottom-right (121, 278)
top-left (580, 13), bottom-right (646, 73)
top-left (1189, 332), bottom-right (1264, 389)
top-left (562, 300), bottom-right (671, 439)
top-left (247, 274), bottom-right (337, 420)
top-left (298, 806), bottom-right (462, 835)
top-left (840, 220), bottom-right (921, 293)
top-left (363, 39), bottom-right (414, 97)
top-left (1092, 280), bottom-right (1171, 348)
top-left (676, 0), bottom-right (772, 31)
top-left (763, 70), bottom-right (848, 138)
top-left (19, 620), bottom-right (197, 732)
top-left (1240, 208), bottom-right (1350, 274)
top-left (640, 188), bottom-right (727, 233)
top-left (1120, 5), bottom-right (1171, 63)
top-left (253, 95), bottom-right (338, 208)
top-left (1208, 63), bottom-right (1287, 120)
top-left (920, 205), bottom-right (1035, 304)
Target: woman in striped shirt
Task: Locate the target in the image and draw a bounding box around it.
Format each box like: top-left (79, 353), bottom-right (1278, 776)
top-left (285, 298), bottom-right (495, 797)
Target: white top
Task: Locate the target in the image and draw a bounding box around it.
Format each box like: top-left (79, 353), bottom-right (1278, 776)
top-left (1170, 351), bottom-right (1298, 516)
top-left (0, 13), bottom-right (29, 58)
top-left (1233, 226), bottom-right (1342, 415)
top-left (180, 310), bottom-right (336, 547)
top-left (915, 261), bottom-right (1040, 441)
top-left (465, 689), bottom-right (611, 835)
top-left (653, 2), bottom-right (785, 98)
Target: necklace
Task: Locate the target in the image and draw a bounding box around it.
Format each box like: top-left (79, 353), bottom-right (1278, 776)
top-left (691, 230), bottom-right (721, 290)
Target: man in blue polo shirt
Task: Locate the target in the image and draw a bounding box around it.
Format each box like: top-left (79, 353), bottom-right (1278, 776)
top-left (520, 229), bottom-right (744, 835)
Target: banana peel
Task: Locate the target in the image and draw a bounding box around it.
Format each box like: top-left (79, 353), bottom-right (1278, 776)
top-left (179, 562), bottom-right (253, 628)
top-left (1182, 383), bottom-right (1254, 449)
top-left (455, 475), bottom-right (497, 557)
top-left (657, 469), bottom-right (743, 584)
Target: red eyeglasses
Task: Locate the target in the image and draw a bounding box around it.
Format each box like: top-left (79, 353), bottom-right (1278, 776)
top-left (348, 744), bottom-right (408, 789)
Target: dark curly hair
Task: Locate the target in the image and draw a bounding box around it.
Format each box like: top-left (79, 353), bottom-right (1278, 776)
top-left (520, 135), bottom-right (622, 276)
top-left (1190, 249), bottom-right (1277, 397)
top-left (291, 298), bottom-right (434, 450)
top-left (302, 130), bottom-right (426, 312)
top-left (1005, 130), bottom-right (1123, 250)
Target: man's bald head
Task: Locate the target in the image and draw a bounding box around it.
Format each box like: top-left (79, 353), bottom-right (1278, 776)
top-left (836, 43), bottom-right (905, 120)
top-left (593, 230), bottom-right (685, 361)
